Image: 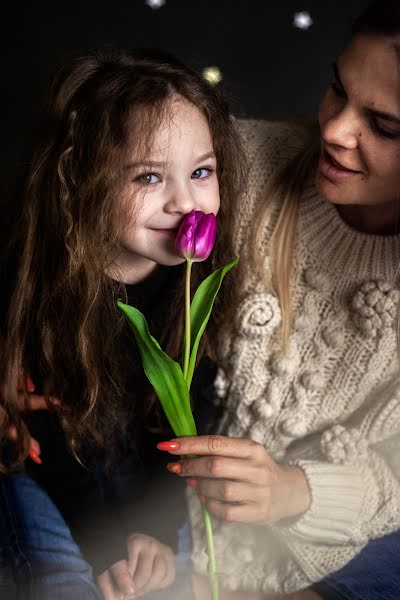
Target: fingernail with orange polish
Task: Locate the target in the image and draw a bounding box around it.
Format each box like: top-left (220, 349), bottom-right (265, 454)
top-left (157, 441), bottom-right (180, 451)
top-left (26, 377), bottom-right (36, 393)
top-left (29, 449), bottom-right (42, 465)
top-left (167, 462), bottom-right (182, 474)
top-left (186, 478), bottom-right (198, 488)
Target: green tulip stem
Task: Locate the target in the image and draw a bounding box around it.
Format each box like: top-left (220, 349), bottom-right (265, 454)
top-left (202, 505), bottom-right (219, 600)
top-left (183, 259), bottom-right (193, 382)
top-left (183, 257), bottom-right (219, 600)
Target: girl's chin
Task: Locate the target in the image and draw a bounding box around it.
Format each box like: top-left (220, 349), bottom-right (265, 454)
top-left (157, 254), bottom-right (186, 267)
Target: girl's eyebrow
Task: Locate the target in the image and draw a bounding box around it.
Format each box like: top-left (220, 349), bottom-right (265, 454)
top-left (124, 151), bottom-right (216, 170)
top-left (195, 151), bottom-right (216, 162)
top-left (332, 61), bottom-right (400, 125)
top-left (123, 160), bottom-right (165, 170)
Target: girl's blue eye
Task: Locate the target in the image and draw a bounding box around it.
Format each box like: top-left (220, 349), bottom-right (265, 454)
top-left (135, 173), bottom-right (160, 185)
top-left (192, 167), bottom-right (212, 179)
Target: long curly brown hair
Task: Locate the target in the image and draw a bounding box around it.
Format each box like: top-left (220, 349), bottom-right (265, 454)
top-left (0, 48), bottom-right (247, 468)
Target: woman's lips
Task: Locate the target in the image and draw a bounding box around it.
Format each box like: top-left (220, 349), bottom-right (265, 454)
top-left (318, 149), bottom-right (362, 181)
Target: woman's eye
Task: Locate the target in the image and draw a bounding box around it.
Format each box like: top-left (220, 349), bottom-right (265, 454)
top-left (191, 167), bottom-right (212, 180)
top-left (372, 120), bottom-right (400, 140)
top-left (135, 173), bottom-right (160, 185)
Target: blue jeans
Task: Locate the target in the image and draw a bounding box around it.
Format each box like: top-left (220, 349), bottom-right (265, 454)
top-left (3, 472), bottom-right (399, 600)
top-left (0, 472), bottom-right (194, 599)
top-left (0, 472), bottom-right (102, 600)
top-left (312, 529), bottom-right (400, 600)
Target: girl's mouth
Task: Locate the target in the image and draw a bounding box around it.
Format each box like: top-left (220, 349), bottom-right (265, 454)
top-left (151, 228), bottom-right (179, 236)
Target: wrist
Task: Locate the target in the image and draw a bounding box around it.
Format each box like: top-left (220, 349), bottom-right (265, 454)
top-left (273, 465), bottom-right (311, 521)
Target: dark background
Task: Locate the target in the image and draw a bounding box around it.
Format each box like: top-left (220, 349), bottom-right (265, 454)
top-left (3, 0), bottom-right (368, 175)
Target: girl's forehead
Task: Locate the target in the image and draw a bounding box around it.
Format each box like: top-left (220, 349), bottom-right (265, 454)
top-left (126, 96), bottom-right (212, 161)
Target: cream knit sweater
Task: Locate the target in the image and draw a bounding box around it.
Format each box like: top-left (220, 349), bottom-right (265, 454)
top-left (188, 119), bottom-right (400, 594)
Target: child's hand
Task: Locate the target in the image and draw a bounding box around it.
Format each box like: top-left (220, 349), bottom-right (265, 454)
top-left (159, 435), bottom-right (311, 523)
top-left (98, 534), bottom-right (176, 599)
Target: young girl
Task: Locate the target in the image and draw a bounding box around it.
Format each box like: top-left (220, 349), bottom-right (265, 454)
top-left (156, 0), bottom-right (400, 597)
top-left (0, 48), bottom-right (246, 599)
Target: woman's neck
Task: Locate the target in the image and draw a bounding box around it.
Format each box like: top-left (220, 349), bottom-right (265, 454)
top-left (337, 201), bottom-right (400, 235)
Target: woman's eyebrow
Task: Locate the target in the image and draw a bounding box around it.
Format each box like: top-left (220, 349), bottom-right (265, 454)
top-left (331, 62), bottom-right (344, 87)
top-left (333, 61), bottom-right (400, 125)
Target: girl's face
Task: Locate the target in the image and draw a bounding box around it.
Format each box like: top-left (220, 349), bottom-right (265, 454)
top-left (113, 96), bottom-right (220, 283)
top-left (316, 34), bottom-right (400, 211)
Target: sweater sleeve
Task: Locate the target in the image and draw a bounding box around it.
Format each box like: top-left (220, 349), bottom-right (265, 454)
top-left (187, 377), bottom-right (400, 595)
top-left (272, 371), bottom-right (400, 584)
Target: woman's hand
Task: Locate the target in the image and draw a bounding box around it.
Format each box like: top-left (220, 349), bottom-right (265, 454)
top-left (158, 435), bottom-right (311, 523)
top-left (1, 372), bottom-right (61, 464)
top-left (98, 534), bottom-right (176, 599)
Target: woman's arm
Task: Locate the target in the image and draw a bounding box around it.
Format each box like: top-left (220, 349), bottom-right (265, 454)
top-left (162, 371), bottom-right (400, 543)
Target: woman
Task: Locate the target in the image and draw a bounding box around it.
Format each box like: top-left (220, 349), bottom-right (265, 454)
top-left (157, 0), bottom-right (400, 597)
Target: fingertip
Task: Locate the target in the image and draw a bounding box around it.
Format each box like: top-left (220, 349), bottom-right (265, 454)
top-left (185, 478), bottom-right (198, 488)
top-left (30, 437), bottom-right (41, 456)
top-left (166, 462), bottom-right (182, 474)
top-left (156, 440), bottom-right (180, 452)
top-left (29, 449), bottom-right (42, 465)
top-left (26, 377), bottom-right (36, 393)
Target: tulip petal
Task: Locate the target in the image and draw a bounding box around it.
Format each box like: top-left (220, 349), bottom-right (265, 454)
top-left (175, 210), bottom-right (217, 262)
top-left (192, 213), bottom-right (217, 262)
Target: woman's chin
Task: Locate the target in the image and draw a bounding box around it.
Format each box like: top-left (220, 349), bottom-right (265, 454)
top-left (316, 172), bottom-right (349, 206)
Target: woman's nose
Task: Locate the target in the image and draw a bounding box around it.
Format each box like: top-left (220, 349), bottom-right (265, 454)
top-left (321, 106), bottom-right (360, 150)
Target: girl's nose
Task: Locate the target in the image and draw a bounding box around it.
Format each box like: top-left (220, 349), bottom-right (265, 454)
top-left (164, 183), bottom-right (197, 214)
top-left (322, 106), bottom-right (360, 150)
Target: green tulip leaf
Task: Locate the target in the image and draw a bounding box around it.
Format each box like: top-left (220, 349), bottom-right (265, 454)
top-left (186, 257), bottom-right (239, 389)
top-left (117, 301), bottom-right (197, 437)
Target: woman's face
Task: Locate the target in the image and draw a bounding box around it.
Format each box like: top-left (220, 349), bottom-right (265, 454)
top-left (316, 34), bottom-right (400, 210)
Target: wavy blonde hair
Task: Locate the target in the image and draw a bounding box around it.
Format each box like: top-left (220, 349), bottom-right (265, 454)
top-left (251, 125), bottom-right (319, 349)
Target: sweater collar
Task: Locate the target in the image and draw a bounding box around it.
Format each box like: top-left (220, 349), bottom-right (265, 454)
top-left (299, 184), bottom-right (400, 283)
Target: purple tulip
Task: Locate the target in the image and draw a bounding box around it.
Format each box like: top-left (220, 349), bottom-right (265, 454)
top-left (175, 210), bottom-right (217, 262)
